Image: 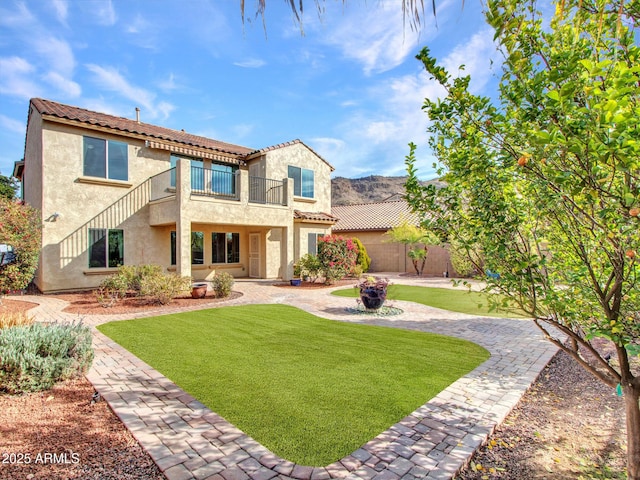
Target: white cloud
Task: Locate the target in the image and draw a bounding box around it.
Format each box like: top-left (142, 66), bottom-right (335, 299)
top-left (321, 3), bottom-right (423, 75)
top-left (96, 0), bottom-right (116, 26)
top-left (126, 14), bottom-right (147, 34)
top-left (0, 56), bottom-right (42, 99)
top-left (32, 36), bottom-right (75, 77)
top-left (233, 59), bottom-right (267, 68)
top-left (86, 64), bottom-right (174, 120)
top-left (442, 27), bottom-right (499, 93)
top-left (51, 0), bottom-right (69, 25)
top-left (0, 114), bottom-right (26, 134)
top-left (43, 71), bottom-right (81, 98)
top-left (0, 2), bottom-right (35, 28)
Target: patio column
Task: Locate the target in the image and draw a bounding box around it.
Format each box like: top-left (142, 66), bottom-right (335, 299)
top-left (282, 225), bottom-right (294, 280)
top-left (176, 158), bottom-right (192, 280)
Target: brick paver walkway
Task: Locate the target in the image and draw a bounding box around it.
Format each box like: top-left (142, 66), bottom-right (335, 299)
top-left (13, 275), bottom-right (559, 480)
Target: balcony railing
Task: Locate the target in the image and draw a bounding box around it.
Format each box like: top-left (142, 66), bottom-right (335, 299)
top-left (249, 176), bottom-right (285, 205)
top-left (191, 167), bottom-right (239, 200)
top-left (149, 167), bottom-right (287, 206)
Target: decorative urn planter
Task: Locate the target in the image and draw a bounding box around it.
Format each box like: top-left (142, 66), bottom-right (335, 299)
top-left (290, 278), bottom-right (302, 286)
top-left (191, 283), bottom-right (208, 299)
top-left (358, 276), bottom-right (390, 311)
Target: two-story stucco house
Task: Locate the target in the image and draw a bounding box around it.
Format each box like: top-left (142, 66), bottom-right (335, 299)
top-left (13, 98), bottom-right (337, 293)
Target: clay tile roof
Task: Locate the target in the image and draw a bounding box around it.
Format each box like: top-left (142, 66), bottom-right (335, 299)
top-left (30, 98), bottom-right (254, 156)
top-left (331, 200), bottom-right (420, 231)
top-left (248, 139), bottom-right (335, 171)
top-left (294, 210), bottom-right (339, 223)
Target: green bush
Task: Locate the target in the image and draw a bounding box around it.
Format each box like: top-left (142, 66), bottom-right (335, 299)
top-left (0, 322), bottom-right (94, 394)
top-left (139, 272), bottom-right (191, 305)
top-left (0, 198), bottom-right (42, 295)
top-left (212, 272), bottom-right (234, 298)
top-left (352, 237), bottom-right (371, 273)
top-left (297, 253), bottom-right (322, 282)
top-left (96, 264), bottom-right (189, 306)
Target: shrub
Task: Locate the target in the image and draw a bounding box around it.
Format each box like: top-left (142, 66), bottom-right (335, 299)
top-left (352, 237), bottom-right (371, 273)
top-left (138, 272), bottom-right (191, 305)
top-left (318, 235), bottom-right (359, 284)
top-left (0, 312), bottom-right (34, 329)
top-left (0, 199), bottom-right (42, 298)
top-left (212, 272), bottom-right (234, 298)
top-left (0, 322), bottom-right (94, 394)
top-left (297, 253), bottom-right (322, 282)
top-left (95, 264), bottom-right (189, 306)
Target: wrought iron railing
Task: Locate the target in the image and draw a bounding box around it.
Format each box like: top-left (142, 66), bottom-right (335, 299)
top-left (249, 176), bottom-right (285, 205)
top-left (150, 167), bottom-right (286, 206)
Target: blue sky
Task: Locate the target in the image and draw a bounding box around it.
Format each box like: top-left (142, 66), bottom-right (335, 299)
top-left (0, 0), bottom-right (500, 181)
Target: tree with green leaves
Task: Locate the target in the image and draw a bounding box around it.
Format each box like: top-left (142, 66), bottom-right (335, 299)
top-left (0, 173), bottom-right (17, 200)
top-left (405, 0), bottom-right (639, 476)
top-left (384, 220), bottom-right (439, 276)
top-left (0, 198), bottom-right (41, 300)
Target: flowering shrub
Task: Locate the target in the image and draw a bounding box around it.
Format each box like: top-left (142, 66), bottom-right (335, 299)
top-left (317, 235), bottom-right (358, 284)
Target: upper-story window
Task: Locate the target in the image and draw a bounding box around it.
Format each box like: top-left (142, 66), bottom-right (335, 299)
top-left (83, 136), bottom-right (128, 181)
top-left (288, 166), bottom-right (314, 198)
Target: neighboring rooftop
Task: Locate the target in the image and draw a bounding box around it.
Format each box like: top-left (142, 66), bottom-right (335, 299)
top-left (331, 200), bottom-right (420, 232)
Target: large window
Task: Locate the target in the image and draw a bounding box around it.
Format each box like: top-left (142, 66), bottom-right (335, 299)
top-left (88, 229), bottom-right (123, 268)
top-left (308, 233), bottom-right (324, 255)
top-left (83, 136), bottom-right (128, 180)
top-left (170, 156), bottom-right (236, 195)
top-left (192, 231), bottom-right (204, 264)
top-left (212, 232), bottom-right (240, 264)
top-left (211, 163), bottom-right (237, 195)
top-left (170, 231), bottom-right (205, 265)
top-left (288, 166), bottom-right (314, 198)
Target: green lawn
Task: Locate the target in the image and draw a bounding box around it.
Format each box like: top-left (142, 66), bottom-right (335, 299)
top-left (97, 304), bottom-right (489, 466)
top-left (333, 284), bottom-right (527, 318)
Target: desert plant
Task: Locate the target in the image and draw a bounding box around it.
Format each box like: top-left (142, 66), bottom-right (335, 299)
top-left (96, 264), bottom-right (185, 306)
top-left (0, 311), bottom-right (34, 329)
top-left (212, 271), bottom-right (234, 298)
top-left (0, 321), bottom-right (93, 394)
top-left (352, 237), bottom-right (371, 273)
top-left (297, 253), bottom-right (322, 283)
top-left (138, 272), bottom-right (191, 305)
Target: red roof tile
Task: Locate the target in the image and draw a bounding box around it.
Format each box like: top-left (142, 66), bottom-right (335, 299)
top-left (294, 210), bottom-right (339, 223)
top-left (30, 98), bottom-right (254, 156)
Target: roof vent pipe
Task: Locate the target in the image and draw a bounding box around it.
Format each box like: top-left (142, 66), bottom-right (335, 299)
top-left (135, 107), bottom-right (140, 123)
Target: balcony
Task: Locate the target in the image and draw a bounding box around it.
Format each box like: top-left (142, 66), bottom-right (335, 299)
top-left (149, 165), bottom-right (292, 226)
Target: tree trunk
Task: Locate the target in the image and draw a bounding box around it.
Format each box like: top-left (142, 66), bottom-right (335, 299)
top-left (412, 259), bottom-right (420, 275)
top-left (624, 383), bottom-right (640, 480)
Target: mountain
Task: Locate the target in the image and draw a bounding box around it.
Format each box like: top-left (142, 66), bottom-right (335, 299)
top-left (331, 175), bottom-right (443, 206)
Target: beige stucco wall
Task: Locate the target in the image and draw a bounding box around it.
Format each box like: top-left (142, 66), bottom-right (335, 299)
top-left (341, 230), bottom-right (457, 277)
top-left (294, 224), bottom-right (332, 259)
top-left (33, 120), bottom-right (174, 292)
top-left (21, 112), bottom-right (333, 291)
top-left (256, 143), bottom-right (333, 213)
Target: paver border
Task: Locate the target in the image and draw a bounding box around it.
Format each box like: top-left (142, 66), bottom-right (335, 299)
top-left (13, 276), bottom-right (559, 480)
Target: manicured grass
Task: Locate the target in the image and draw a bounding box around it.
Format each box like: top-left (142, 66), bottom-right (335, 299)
top-left (97, 304), bottom-right (489, 466)
top-left (333, 285), bottom-right (527, 318)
